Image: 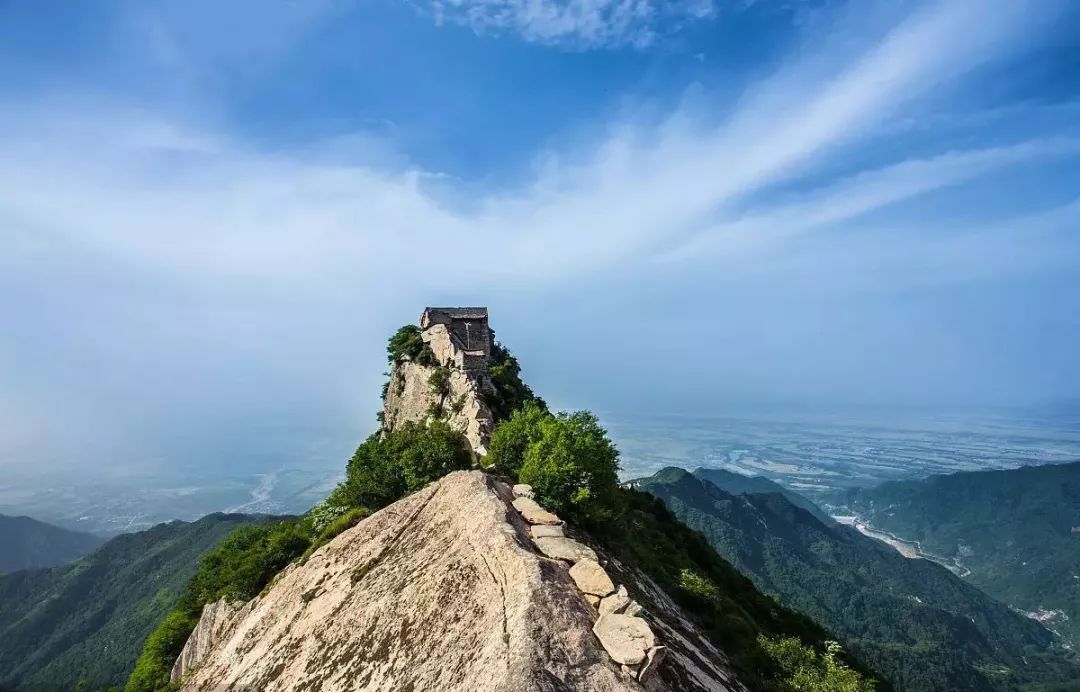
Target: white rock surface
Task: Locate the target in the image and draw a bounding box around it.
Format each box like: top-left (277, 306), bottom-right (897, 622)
top-left (171, 599), bottom-right (248, 682)
top-left (639, 646), bottom-right (667, 683)
top-left (569, 558), bottom-right (615, 596)
top-left (513, 484), bottom-right (534, 498)
top-left (530, 524), bottom-right (565, 539)
top-left (534, 536), bottom-right (598, 563)
top-left (599, 586), bottom-right (631, 616)
top-left (177, 472), bottom-right (636, 692)
top-left (512, 497), bottom-right (562, 525)
top-left (593, 615), bottom-right (656, 666)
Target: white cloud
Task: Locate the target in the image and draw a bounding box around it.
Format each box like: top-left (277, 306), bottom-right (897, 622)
top-left (423, 0), bottom-right (716, 49)
top-left (0, 2), bottom-right (1071, 291)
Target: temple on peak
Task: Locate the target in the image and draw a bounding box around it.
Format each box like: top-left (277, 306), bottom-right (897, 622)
top-left (420, 307), bottom-right (492, 358)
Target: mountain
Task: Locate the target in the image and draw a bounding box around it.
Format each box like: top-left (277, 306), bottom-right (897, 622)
top-left (691, 468), bottom-right (833, 524)
top-left (163, 471), bottom-right (746, 691)
top-left (637, 467), bottom-right (1079, 692)
top-left (0, 514), bottom-right (105, 572)
top-left (0, 513), bottom-right (268, 691)
top-left (127, 309), bottom-right (881, 692)
top-left (831, 460), bottom-right (1080, 645)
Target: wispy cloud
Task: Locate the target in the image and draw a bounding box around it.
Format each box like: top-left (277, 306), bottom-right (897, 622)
top-left (1, 2), bottom-right (1073, 288)
top-left (421, 0), bottom-right (717, 49)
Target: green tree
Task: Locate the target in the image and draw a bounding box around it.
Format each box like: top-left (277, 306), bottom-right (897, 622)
top-left (518, 411), bottom-right (620, 521)
top-left (386, 325), bottom-right (436, 365)
top-left (760, 636), bottom-right (876, 692)
top-left (486, 401), bottom-right (549, 475)
top-left (388, 420), bottom-right (473, 492)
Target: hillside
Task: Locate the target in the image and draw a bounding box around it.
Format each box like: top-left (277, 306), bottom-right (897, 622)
top-left (0, 513), bottom-right (267, 691)
top-left (0, 514), bottom-right (104, 572)
top-left (831, 460), bottom-right (1080, 645)
top-left (128, 308), bottom-right (881, 692)
top-left (690, 469), bottom-right (832, 524)
top-left (168, 471), bottom-right (744, 691)
top-left (637, 467), bottom-right (1079, 692)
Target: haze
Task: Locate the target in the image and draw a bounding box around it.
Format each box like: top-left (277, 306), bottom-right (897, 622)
top-left (3, 0), bottom-right (1080, 478)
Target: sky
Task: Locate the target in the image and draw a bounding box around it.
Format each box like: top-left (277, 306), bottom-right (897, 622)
top-left (1, 0), bottom-right (1079, 474)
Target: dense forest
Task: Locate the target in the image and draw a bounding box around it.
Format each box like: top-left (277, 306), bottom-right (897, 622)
top-left (831, 460), bottom-right (1080, 647)
top-left (637, 467), bottom-right (1080, 692)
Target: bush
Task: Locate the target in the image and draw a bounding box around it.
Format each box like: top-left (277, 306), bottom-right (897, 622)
top-left (387, 325), bottom-right (436, 366)
top-left (489, 407), bottom-right (619, 521)
top-left (341, 421), bottom-right (472, 512)
top-left (428, 366), bottom-right (451, 398)
top-left (486, 402), bottom-right (549, 475)
top-left (760, 636), bottom-right (877, 692)
top-left (388, 420), bottom-right (473, 492)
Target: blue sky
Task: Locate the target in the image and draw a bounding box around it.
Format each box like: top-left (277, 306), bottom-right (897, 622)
top-left (1, 0), bottom-right (1079, 472)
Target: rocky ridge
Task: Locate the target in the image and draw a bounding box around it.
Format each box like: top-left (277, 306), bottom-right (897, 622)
top-left (172, 471), bottom-right (743, 691)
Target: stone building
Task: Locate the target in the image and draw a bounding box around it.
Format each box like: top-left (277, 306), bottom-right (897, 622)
top-left (420, 307), bottom-right (493, 370)
top-left (382, 307), bottom-right (497, 456)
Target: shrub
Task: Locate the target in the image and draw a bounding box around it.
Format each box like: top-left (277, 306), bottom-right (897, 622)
top-left (388, 420), bottom-right (473, 491)
top-left (486, 402), bottom-right (549, 475)
top-left (341, 421), bottom-right (471, 511)
top-left (428, 366), bottom-right (451, 398)
top-left (386, 325), bottom-right (436, 366)
top-left (516, 411), bottom-right (619, 521)
top-left (341, 433), bottom-right (408, 510)
top-left (760, 636), bottom-right (877, 692)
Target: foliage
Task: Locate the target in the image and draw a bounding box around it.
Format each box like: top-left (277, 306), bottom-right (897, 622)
top-left (386, 325), bottom-right (436, 366)
top-left (126, 518), bottom-right (313, 692)
top-left (761, 636), bottom-right (876, 692)
top-left (835, 460), bottom-right (1080, 647)
top-left (518, 411), bottom-right (620, 520)
top-left (487, 405), bottom-right (619, 521)
top-left (428, 366), bottom-right (451, 398)
top-left (0, 514), bottom-right (264, 692)
top-left (485, 401), bottom-right (549, 475)
top-left (484, 342), bottom-right (544, 421)
top-left (588, 486), bottom-right (866, 692)
top-left (638, 467), bottom-right (1080, 691)
top-left (339, 421), bottom-right (471, 511)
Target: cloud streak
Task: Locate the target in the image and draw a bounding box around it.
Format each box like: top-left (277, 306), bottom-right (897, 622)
top-left (422, 0), bottom-right (717, 49)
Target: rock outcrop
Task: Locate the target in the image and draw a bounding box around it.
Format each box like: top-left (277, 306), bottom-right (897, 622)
top-left (382, 314), bottom-right (496, 456)
top-left (173, 471), bottom-right (744, 691)
top-left (171, 599), bottom-right (248, 681)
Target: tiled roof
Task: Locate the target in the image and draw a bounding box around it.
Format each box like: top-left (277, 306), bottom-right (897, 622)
top-left (423, 307), bottom-right (489, 320)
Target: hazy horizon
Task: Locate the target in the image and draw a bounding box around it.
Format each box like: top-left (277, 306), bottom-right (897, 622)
top-left (3, 0), bottom-right (1080, 481)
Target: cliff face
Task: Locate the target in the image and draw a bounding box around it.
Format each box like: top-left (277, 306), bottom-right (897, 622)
top-left (382, 322), bottom-right (495, 456)
top-left (172, 471), bottom-right (743, 692)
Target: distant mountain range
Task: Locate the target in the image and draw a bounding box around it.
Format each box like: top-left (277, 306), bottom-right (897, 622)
top-left (830, 459), bottom-right (1080, 647)
top-left (0, 514), bottom-right (105, 572)
top-left (636, 466), bottom-right (1079, 692)
top-left (0, 513), bottom-right (268, 691)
